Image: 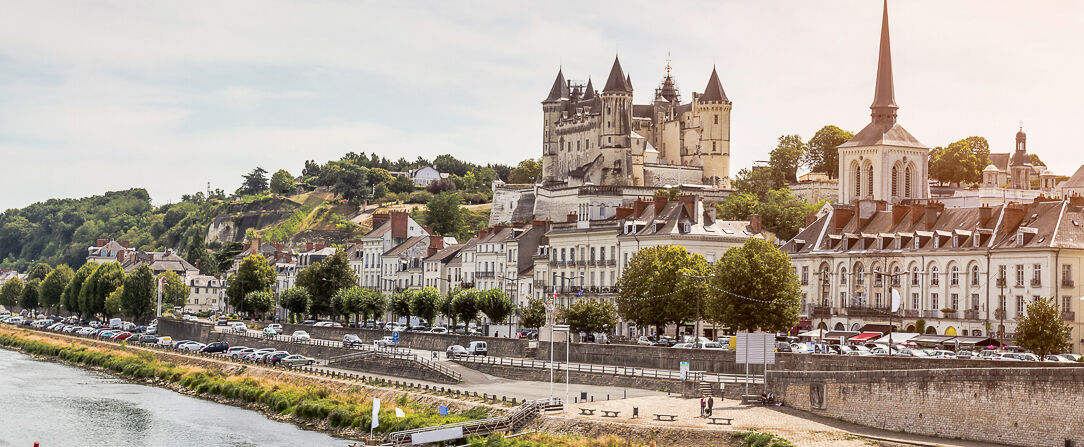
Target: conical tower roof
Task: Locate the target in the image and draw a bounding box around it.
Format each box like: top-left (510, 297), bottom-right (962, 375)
top-left (603, 56), bottom-right (632, 93)
top-left (870, 0), bottom-right (898, 124)
top-left (581, 78), bottom-right (595, 101)
top-left (626, 74), bottom-right (633, 91)
top-left (543, 68), bottom-right (569, 102)
top-left (700, 66), bottom-right (728, 103)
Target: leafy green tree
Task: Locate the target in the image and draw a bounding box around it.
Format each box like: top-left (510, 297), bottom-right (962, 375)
top-left (358, 289), bottom-right (387, 323)
top-left (26, 262), bottom-right (53, 281)
top-left (105, 286), bottom-right (123, 317)
top-left (769, 134), bottom-right (806, 185)
top-left (240, 167), bottom-right (269, 195)
top-left (318, 161), bottom-right (370, 202)
top-left (509, 158), bottom-right (542, 184)
top-left (477, 289), bottom-right (514, 326)
top-left (157, 270), bottom-right (190, 308)
top-left (425, 192), bottom-right (462, 237)
top-left (732, 166), bottom-right (779, 199)
top-left (391, 289), bottom-right (413, 323)
top-left (38, 264), bottom-right (74, 314)
top-left (270, 169), bottom-right (296, 195)
top-left (452, 289), bottom-right (480, 327)
top-left (120, 265), bottom-right (155, 321)
top-left (803, 125), bottom-right (853, 178)
top-left (244, 291), bottom-right (275, 320)
top-left (410, 287), bottom-right (441, 326)
top-left (519, 297), bottom-right (547, 329)
top-left (280, 286), bottom-right (312, 319)
top-left (559, 299), bottom-right (618, 335)
top-left (389, 175), bottom-right (415, 194)
top-left (1015, 297), bottom-right (1071, 360)
top-left (20, 278), bottom-right (41, 312)
top-left (706, 238), bottom-right (800, 332)
top-left (0, 277), bottom-right (23, 309)
top-left (759, 188), bottom-right (822, 241)
top-left (716, 192), bottom-right (760, 220)
top-left (295, 250), bottom-right (356, 318)
top-left (930, 137), bottom-right (990, 186)
top-left (1029, 153), bottom-right (1044, 167)
top-left (226, 255), bottom-right (276, 315)
top-left (80, 262), bottom-right (125, 318)
top-left (331, 286), bottom-right (357, 321)
top-left (368, 168), bottom-right (394, 186)
top-left (433, 154), bottom-right (470, 176)
top-left (439, 289), bottom-right (459, 328)
top-left (185, 236), bottom-right (216, 275)
top-left (616, 246), bottom-right (710, 335)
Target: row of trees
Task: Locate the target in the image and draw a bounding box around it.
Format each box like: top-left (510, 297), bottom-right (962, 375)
top-left (616, 240), bottom-right (801, 335)
top-left (0, 261), bottom-right (190, 322)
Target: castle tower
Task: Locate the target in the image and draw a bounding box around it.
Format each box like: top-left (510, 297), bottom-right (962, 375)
top-left (601, 56), bottom-right (633, 150)
top-left (1010, 127), bottom-right (1032, 189)
top-left (541, 68), bottom-right (570, 183)
top-left (837, 0), bottom-right (929, 204)
top-left (696, 66), bottom-right (732, 188)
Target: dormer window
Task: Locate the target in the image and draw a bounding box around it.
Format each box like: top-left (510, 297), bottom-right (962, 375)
top-left (1016, 230), bottom-right (1024, 246)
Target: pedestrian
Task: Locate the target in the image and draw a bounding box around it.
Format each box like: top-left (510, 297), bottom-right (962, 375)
top-left (700, 397), bottom-right (706, 417)
top-left (707, 396), bottom-right (714, 417)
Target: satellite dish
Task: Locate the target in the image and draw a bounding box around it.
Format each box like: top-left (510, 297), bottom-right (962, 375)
top-left (890, 289), bottom-right (901, 313)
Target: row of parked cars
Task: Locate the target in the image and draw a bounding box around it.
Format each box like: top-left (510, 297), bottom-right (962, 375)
top-left (1, 313), bottom-right (157, 335)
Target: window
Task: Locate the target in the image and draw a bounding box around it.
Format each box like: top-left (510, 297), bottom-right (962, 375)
top-left (569, 250), bottom-right (575, 263)
top-left (1015, 264), bottom-right (1024, 286)
top-left (971, 293), bottom-right (979, 309)
top-left (931, 293), bottom-right (939, 310)
top-left (905, 166), bottom-right (913, 197)
top-left (911, 267), bottom-right (919, 286)
top-left (875, 292), bottom-right (883, 308)
top-left (590, 247), bottom-right (596, 262)
top-left (854, 168), bottom-right (861, 196)
top-left (1064, 264), bottom-right (1073, 285)
top-left (840, 292), bottom-right (847, 308)
top-left (855, 266), bottom-right (865, 285)
top-left (971, 265), bottom-right (980, 286)
top-left (1063, 296), bottom-right (1072, 313)
top-left (951, 293), bottom-right (959, 310)
top-left (801, 266), bottom-right (809, 285)
top-left (560, 248), bottom-right (566, 262)
top-left (911, 293), bottom-right (919, 310)
top-left (930, 266), bottom-right (940, 285)
top-left (999, 295), bottom-right (1006, 311)
top-left (892, 266), bottom-right (901, 285)
top-left (714, 114), bottom-right (718, 124)
top-left (891, 166), bottom-right (898, 196)
top-left (610, 246), bottom-right (615, 262)
top-left (1032, 264), bottom-right (1042, 285)
top-left (950, 267), bottom-right (959, 286)
top-left (840, 267), bottom-right (847, 285)
top-left (866, 165), bottom-right (874, 197)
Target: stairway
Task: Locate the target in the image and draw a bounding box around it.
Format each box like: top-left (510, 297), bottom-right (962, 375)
top-left (699, 382), bottom-right (715, 397)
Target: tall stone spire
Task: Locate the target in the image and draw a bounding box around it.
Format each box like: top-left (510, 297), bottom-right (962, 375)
top-left (544, 68), bottom-right (569, 103)
top-left (870, 0), bottom-right (898, 125)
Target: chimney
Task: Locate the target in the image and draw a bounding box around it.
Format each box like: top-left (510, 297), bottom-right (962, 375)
top-left (566, 212), bottom-right (577, 223)
top-left (422, 226), bottom-right (434, 235)
top-left (1001, 205), bottom-right (1027, 236)
top-left (116, 251), bottom-right (125, 263)
top-left (427, 235), bottom-right (445, 256)
top-left (391, 212), bottom-right (408, 239)
top-left (924, 203), bottom-right (943, 230)
top-left (909, 204), bottom-right (925, 225)
top-left (632, 199), bottom-right (648, 216)
top-left (1069, 194), bottom-right (1084, 208)
top-left (677, 195), bottom-right (697, 219)
top-left (120, 240), bottom-right (130, 249)
top-left (805, 212), bottom-right (818, 227)
top-left (372, 212), bottom-right (390, 228)
top-left (749, 214), bottom-right (763, 234)
top-left (532, 219), bottom-right (548, 228)
top-left (479, 228), bottom-right (489, 239)
top-left (96, 238), bottom-right (109, 247)
top-left (653, 195), bottom-right (667, 214)
top-left (832, 207), bottom-right (854, 232)
top-left (891, 205), bottom-right (908, 226)
top-left (703, 207), bottom-right (717, 226)
top-left (856, 200), bottom-right (881, 229)
top-left (306, 242), bottom-right (314, 251)
top-left (979, 206), bottom-right (993, 225)
top-left (314, 243), bottom-right (327, 251)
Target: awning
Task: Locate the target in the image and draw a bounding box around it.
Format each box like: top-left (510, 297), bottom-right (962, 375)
top-left (848, 332), bottom-right (883, 342)
top-left (823, 331), bottom-right (861, 342)
top-left (871, 332), bottom-right (921, 344)
top-left (912, 335), bottom-right (956, 346)
top-left (797, 330), bottom-right (825, 339)
top-left (951, 337), bottom-right (1001, 347)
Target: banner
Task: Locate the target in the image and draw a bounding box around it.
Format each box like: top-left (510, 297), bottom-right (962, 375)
top-left (371, 398), bottom-right (381, 429)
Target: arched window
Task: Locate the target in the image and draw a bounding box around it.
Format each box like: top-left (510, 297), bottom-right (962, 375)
top-left (840, 267), bottom-right (848, 285)
top-left (951, 266), bottom-right (960, 286)
top-left (855, 265), bottom-right (865, 285)
top-left (931, 266), bottom-right (940, 285)
top-left (911, 266), bottom-right (919, 285)
top-left (854, 166), bottom-right (861, 197)
top-left (905, 166), bottom-right (913, 197)
top-left (867, 165), bottom-right (874, 197)
top-left (891, 166), bottom-right (899, 197)
top-left (971, 265), bottom-right (980, 286)
top-left (893, 266), bottom-right (901, 285)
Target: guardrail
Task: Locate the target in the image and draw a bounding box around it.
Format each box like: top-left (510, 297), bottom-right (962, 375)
top-left (386, 398), bottom-right (548, 446)
top-left (457, 354), bottom-right (765, 384)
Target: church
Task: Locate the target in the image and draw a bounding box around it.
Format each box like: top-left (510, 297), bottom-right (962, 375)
top-left (541, 57), bottom-right (733, 189)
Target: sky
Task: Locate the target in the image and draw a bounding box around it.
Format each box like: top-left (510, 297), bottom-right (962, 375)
top-left (0, 0), bottom-right (1082, 210)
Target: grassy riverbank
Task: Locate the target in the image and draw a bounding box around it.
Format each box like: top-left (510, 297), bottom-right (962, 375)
top-left (0, 327), bottom-right (487, 439)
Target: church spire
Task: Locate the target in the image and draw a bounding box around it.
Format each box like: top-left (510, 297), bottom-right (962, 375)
top-left (870, 0), bottom-right (898, 125)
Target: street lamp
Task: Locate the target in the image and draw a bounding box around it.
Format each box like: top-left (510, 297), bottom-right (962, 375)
top-left (552, 323), bottom-right (570, 410)
top-left (873, 269), bottom-right (908, 356)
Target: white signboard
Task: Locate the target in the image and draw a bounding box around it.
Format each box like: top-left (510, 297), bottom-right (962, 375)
top-left (411, 427), bottom-right (464, 445)
top-left (735, 332), bottom-right (776, 365)
top-left (679, 361), bottom-right (690, 380)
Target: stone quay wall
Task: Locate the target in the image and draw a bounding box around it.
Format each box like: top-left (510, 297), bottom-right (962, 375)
top-left (274, 322), bottom-right (529, 358)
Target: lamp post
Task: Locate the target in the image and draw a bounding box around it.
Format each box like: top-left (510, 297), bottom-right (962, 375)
top-left (552, 323), bottom-right (570, 411)
top-left (873, 269), bottom-right (908, 356)
top-left (156, 276), bottom-right (167, 318)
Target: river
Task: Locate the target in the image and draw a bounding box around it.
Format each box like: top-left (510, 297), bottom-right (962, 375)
top-left (0, 348), bottom-right (353, 447)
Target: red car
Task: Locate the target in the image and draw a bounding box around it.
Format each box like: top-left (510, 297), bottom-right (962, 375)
top-left (113, 332), bottom-right (134, 340)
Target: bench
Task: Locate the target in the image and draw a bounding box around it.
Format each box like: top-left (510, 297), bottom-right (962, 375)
top-left (653, 414), bottom-right (678, 421)
top-left (578, 408), bottom-right (596, 415)
top-left (708, 417), bottom-right (733, 425)
top-left (740, 394), bottom-right (761, 405)
top-left (601, 410), bottom-right (620, 418)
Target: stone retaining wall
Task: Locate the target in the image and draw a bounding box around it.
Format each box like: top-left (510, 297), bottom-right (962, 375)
top-left (275, 322), bottom-right (529, 357)
top-left (454, 360), bottom-right (712, 399)
top-left (770, 367), bottom-right (1084, 447)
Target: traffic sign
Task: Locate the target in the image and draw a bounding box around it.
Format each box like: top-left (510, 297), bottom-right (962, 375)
top-left (392, 331), bottom-right (400, 343)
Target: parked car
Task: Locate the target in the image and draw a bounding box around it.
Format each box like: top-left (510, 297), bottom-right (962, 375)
top-left (114, 332), bottom-right (135, 341)
top-left (301, 320), bottom-right (316, 326)
top-left (637, 336), bottom-right (655, 346)
top-left (408, 325), bottom-right (428, 332)
top-left (156, 336), bottom-right (173, 347)
top-left (225, 346), bottom-right (249, 356)
top-left (1059, 354), bottom-right (1082, 362)
top-left (136, 335), bottom-right (158, 344)
top-left (145, 326), bottom-right (157, 335)
top-left (263, 328), bottom-right (278, 338)
top-left (429, 326), bottom-right (449, 334)
top-left (180, 342), bottom-right (206, 352)
top-left (231, 348), bottom-right (256, 359)
top-left (231, 322), bottom-right (247, 333)
top-left (467, 341), bottom-right (488, 356)
top-left (244, 348), bottom-right (276, 361)
top-left (701, 342), bottom-right (726, 350)
top-left (343, 334), bottom-right (365, 347)
top-left (216, 317), bottom-right (229, 326)
top-left (292, 331), bottom-right (311, 342)
top-left (671, 343), bottom-right (694, 349)
top-left (266, 351), bottom-right (291, 365)
top-left (281, 354), bottom-right (315, 367)
top-left (955, 350), bottom-right (975, 359)
top-left (375, 336), bottom-right (397, 348)
top-left (201, 341), bottom-right (230, 353)
top-left (446, 345), bottom-right (469, 359)
top-left (266, 324), bottom-right (283, 334)
top-left (314, 321), bottom-right (342, 328)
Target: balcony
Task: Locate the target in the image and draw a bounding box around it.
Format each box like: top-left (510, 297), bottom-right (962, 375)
top-left (996, 278), bottom-right (1006, 287)
top-left (963, 309), bottom-right (980, 320)
top-left (811, 306), bottom-right (833, 318)
top-left (921, 310), bottom-right (939, 318)
top-left (941, 309), bottom-right (958, 319)
top-left (1063, 311), bottom-right (1076, 322)
top-left (607, 259), bottom-right (616, 266)
top-left (994, 308), bottom-right (1006, 320)
top-left (576, 260), bottom-right (586, 267)
top-left (1030, 278), bottom-right (1042, 287)
top-left (903, 309), bottom-right (919, 318)
top-left (841, 306), bottom-right (891, 318)
top-left (930, 279), bottom-right (940, 286)
top-left (477, 271), bottom-right (495, 278)
top-left (1063, 279), bottom-right (1075, 288)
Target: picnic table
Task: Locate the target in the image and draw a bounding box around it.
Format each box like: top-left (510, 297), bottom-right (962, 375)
top-left (601, 410), bottom-right (620, 418)
top-left (653, 413), bottom-right (678, 421)
top-left (707, 416), bottom-right (733, 425)
top-left (578, 408), bottom-right (596, 415)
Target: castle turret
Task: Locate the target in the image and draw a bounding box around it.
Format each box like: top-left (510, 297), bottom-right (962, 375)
top-left (601, 55), bottom-right (633, 149)
top-left (542, 68), bottom-right (570, 183)
top-left (696, 66), bottom-right (732, 187)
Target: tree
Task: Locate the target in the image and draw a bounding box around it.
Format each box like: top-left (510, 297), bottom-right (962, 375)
top-left (732, 166), bottom-right (779, 199)
top-left (389, 175), bottom-right (415, 194)
top-left (270, 169), bottom-right (296, 195)
top-left (157, 270), bottom-right (190, 308)
top-left (244, 291), bottom-right (275, 320)
top-left (519, 297), bottom-right (547, 329)
top-left (120, 265), bottom-right (155, 321)
top-left (226, 254), bottom-right (275, 315)
top-left (929, 136), bottom-right (990, 186)
top-left (20, 278), bottom-right (41, 312)
top-left (439, 289), bottom-right (459, 328)
top-left (477, 289), bottom-right (514, 327)
top-left (768, 134), bottom-right (806, 185)
top-left (0, 277), bottom-right (23, 309)
top-left (26, 262), bottom-right (53, 281)
top-left (295, 250), bottom-right (356, 318)
top-left (332, 286), bottom-right (360, 322)
top-left (185, 235), bottom-right (216, 275)
top-left (560, 300), bottom-right (618, 335)
top-left (318, 161), bottom-right (370, 202)
top-left (38, 264), bottom-right (74, 314)
top-left (758, 188), bottom-right (822, 241)
top-left (1014, 297), bottom-right (1071, 360)
top-left (280, 286), bottom-right (312, 320)
top-left (358, 289), bottom-right (387, 324)
top-left (368, 168), bottom-right (394, 186)
top-left (1029, 153), bottom-right (1044, 167)
top-left (803, 125), bottom-right (853, 178)
top-left (433, 154), bottom-right (471, 176)
top-left (240, 167), bottom-right (269, 195)
top-left (64, 263), bottom-right (98, 315)
top-left (509, 158), bottom-right (542, 184)
top-left (425, 192), bottom-right (462, 237)
top-left (706, 238), bottom-right (801, 332)
top-left (616, 246), bottom-right (710, 336)
top-left (391, 290), bottom-right (414, 323)
top-left (426, 178), bottom-right (457, 194)
top-left (716, 192), bottom-right (760, 220)
top-left (104, 286), bottom-right (123, 317)
top-left (80, 262), bottom-right (125, 318)
top-left (451, 289), bottom-right (480, 327)
top-left (409, 287), bottom-right (440, 326)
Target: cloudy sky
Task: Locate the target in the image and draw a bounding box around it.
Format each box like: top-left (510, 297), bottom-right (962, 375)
top-left (1, 1), bottom-right (1082, 209)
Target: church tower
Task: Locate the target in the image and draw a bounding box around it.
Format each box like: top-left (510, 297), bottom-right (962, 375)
top-left (1009, 127), bottom-right (1032, 189)
top-left (541, 68), bottom-right (569, 183)
top-left (696, 66), bottom-right (732, 188)
top-left (837, 0), bottom-right (929, 204)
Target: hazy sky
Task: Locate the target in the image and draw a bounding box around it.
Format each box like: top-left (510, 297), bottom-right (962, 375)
top-left (1, 1), bottom-right (1082, 209)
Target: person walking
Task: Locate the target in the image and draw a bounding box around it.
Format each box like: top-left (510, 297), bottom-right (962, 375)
top-left (699, 397), bottom-right (706, 417)
top-left (707, 396), bottom-right (714, 417)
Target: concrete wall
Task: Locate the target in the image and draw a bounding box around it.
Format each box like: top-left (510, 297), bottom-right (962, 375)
top-left (275, 323), bottom-right (529, 357)
top-left (770, 367), bottom-right (1084, 447)
top-left (455, 360), bottom-right (718, 398)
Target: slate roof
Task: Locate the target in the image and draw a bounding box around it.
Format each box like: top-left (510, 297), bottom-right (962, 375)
top-left (700, 67), bottom-right (728, 103)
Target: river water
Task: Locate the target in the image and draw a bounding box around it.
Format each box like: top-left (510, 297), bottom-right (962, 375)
top-left (0, 348), bottom-right (353, 447)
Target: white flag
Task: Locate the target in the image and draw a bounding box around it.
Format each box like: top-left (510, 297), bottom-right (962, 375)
top-left (395, 407), bottom-right (405, 418)
top-left (371, 398), bottom-right (381, 429)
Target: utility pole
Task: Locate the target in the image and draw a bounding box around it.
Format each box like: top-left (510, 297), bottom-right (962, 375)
top-left (156, 276), bottom-right (167, 318)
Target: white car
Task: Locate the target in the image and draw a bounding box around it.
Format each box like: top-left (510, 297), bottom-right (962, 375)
top-left (156, 336), bottom-right (174, 347)
top-left (428, 326), bottom-right (448, 334)
top-left (266, 324), bottom-right (283, 334)
top-left (179, 342), bottom-right (206, 352)
top-left (292, 331), bottom-right (311, 342)
top-left (231, 322), bottom-right (247, 333)
top-left (244, 348), bottom-right (275, 361)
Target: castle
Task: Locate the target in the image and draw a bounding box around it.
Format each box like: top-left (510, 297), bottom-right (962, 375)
top-left (541, 57), bottom-right (733, 189)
